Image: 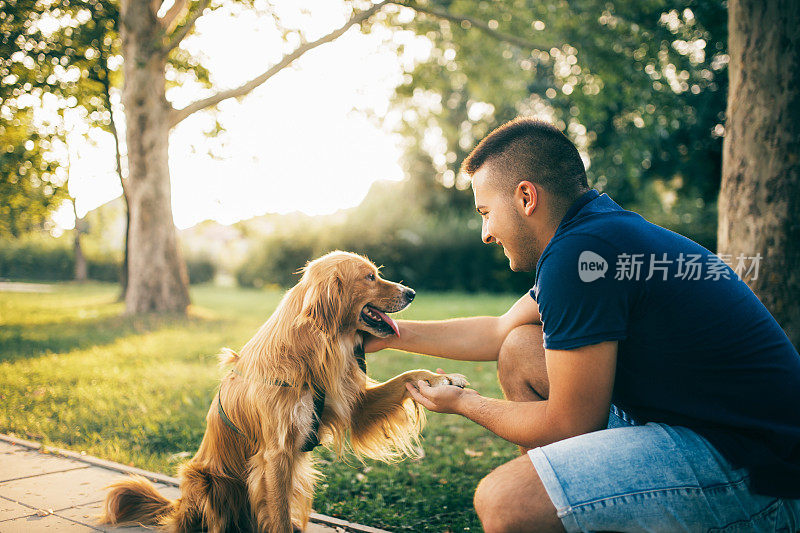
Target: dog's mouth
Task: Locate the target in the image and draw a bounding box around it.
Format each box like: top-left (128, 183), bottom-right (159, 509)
top-left (359, 305), bottom-right (400, 337)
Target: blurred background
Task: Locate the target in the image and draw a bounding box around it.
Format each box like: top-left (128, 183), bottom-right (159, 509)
top-left (1, 0), bottom-right (797, 530)
top-left (1, 0), bottom-right (731, 297)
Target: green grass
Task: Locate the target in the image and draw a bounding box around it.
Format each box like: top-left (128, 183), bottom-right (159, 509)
top-left (0, 282), bottom-right (521, 532)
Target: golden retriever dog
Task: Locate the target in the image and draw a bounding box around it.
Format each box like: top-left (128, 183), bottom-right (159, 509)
top-left (99, 251), bottom-right (467, 532)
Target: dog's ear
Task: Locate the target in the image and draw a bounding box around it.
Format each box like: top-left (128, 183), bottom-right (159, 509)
top-left (299, 273), bottom-right (344, 331)
top-left (218, 348), bottom-right (239, 368)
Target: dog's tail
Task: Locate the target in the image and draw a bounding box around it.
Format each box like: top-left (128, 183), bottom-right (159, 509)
top-left (98, 475), bottom-right (176, 528)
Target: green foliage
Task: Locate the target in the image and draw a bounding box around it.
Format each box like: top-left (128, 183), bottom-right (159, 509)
top-left (0, 282), bottom-right (519, 531)
top-left (332, 216), bottom-right (531, 293)
top-left (390, 0), bottom-right (727, 247)
top-left (0, 236), bottom-right (74, 280)
top-left (0, 109), bottom-right (68, 237)
top-left (0, 0), bottom-right (119, 237)
top-left (0, 0), bottom-right (215, 239)
top-left (237, 231), bottom-right (316, 288)
top-left (236, 182), bottom-right (533, 293)
top-left (86, 253), bottom-right (122, 282)
top-left (0, 236), bottom-right (214, 284)
top-left (185, 255), bottom-right (217, 285)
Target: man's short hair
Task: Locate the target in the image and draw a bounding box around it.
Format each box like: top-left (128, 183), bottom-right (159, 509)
top-left (461, 117), bottom-right (589, 202)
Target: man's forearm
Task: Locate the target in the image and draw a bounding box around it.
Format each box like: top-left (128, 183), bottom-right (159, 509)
top-left (405, 382), bottom-right (592, 448)
top-left (387, 316), bottom-right (508, 362)
top-left (456, 394), bottom-right (570, 449)
top-left (379, 294), bottom-right (541, 362)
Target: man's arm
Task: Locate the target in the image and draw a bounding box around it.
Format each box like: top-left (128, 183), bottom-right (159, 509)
top-left (406, 341), bottom-right (617, 448)
top-left (365, 294), bottom-right (541, 361)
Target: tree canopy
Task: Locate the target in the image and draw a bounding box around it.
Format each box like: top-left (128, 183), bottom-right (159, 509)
top-left (391, 0), bottom-right (727, 248)
top-left (1, 1), bottom-right (112, 236)
top-left (0, 0), bottom-right (216, 238)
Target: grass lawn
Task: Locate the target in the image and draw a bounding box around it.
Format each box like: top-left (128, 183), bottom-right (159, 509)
top-left (0, 282), bottom-right (523, 532)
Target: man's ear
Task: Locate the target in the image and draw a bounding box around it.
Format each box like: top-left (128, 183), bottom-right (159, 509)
top-left (299, 274), bottom-right (343, 331)
top-left (517, 181), bottom-right (538, 216)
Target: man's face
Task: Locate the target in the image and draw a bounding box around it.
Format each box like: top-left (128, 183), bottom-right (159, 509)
top-left (471, 166), bottom-right (542, 272)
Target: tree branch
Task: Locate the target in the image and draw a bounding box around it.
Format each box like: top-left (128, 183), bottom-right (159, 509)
top-left (395, 0), bottom-right (548, 51)
top-left (160, 0), bottom-right (190, 33)
top-left (169, 0), bottom-right (392, 128)
top-left (163, 0), bottom-right (211, 54)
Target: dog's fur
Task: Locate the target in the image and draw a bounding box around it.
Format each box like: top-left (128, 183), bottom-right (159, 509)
top-left (99, 251), bottom-right (466, 532)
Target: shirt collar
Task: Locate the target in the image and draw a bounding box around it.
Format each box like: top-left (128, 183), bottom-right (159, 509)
top-left (556, 188), bottom-right (600, 233)
top-left (532, 188), bottom-right (600, 287)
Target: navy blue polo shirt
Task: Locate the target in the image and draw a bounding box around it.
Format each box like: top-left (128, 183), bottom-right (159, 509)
top-left (530, 189), bottom-right (800, 498)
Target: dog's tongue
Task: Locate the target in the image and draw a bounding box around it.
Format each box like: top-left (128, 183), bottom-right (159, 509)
top-left (372, 307), bottom-right (400, 336)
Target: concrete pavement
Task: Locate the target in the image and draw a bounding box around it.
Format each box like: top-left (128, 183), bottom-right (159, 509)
top-left (0, 434), bottom-right (389, 533)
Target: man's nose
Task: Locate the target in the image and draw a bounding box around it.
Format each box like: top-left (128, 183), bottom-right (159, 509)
top-left (482, 225), bottom-right (494, 244)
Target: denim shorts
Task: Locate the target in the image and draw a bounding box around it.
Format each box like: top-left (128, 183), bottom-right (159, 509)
top-left (528, 405), bottom-right (800, 532)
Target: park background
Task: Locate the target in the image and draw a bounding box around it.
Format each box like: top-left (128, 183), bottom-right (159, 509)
top-left (1, 0), bottom-right (798, 531)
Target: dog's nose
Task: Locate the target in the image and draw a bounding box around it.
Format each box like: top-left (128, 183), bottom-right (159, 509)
top-left (404, 288), bottom-right (415, 301)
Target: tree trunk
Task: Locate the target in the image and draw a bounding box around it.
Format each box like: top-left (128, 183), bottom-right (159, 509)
top-left (120, 0), bottom-right (189, 314)
top-left (70, 199), bottom-right (87, 282)
top-left (73, 226), bottom-right (87, 281)
top-left (718, 0), bottom-right (800, 347)
top-left (118, 192), bottom-right (130, 301)
top-left (101, 56), bottom-right (130, 302)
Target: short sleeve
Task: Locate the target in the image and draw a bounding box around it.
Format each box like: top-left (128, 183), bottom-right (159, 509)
top-left (531, 234), bottom-right (632, 350)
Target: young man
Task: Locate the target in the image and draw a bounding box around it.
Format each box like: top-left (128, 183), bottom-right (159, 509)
top-left (365, 118), bottom-right (800, 532)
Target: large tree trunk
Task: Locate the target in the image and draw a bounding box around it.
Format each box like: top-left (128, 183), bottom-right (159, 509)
top-left (718, 0), bottom-right (800, 348)
top-left (120, 0), bottom-right (189, 314)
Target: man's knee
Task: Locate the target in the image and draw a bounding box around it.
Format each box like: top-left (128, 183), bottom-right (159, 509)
top-left (497, 324), bottom-right (547, 399)
top-left (498, 324), bottom-right (541, 374)
top-left (474, 474), bottom-right (514, 533)
top-left (473, 459), bottom-right (563, 533)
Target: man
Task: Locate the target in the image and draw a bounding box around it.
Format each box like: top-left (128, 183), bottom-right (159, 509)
top-left (365, 118), bottom-right (800, 532)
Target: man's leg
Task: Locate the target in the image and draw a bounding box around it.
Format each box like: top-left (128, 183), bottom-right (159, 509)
top-left (497, 324), bottom-right (550, 456)
top-left (524, 423), bottom-right (794, 532)
top-left (497, 324), bottom-right (549, 402)
top-left (475, 325), bottom-right (563, 532)
top-left (473, 454), bottom-right (565, 533)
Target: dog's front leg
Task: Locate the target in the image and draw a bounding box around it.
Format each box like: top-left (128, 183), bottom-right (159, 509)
top-left (250, 449), bottom-right (295, 533)
top-left (350, 369), bottom-right (469, 458)
top-left (362, 369), bottom-right (469, 408)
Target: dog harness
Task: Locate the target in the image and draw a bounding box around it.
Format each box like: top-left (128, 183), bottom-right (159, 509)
top-left (354, 343), bottom-right (367, 373)
top-left (217, 344), bottom-right (367, 453)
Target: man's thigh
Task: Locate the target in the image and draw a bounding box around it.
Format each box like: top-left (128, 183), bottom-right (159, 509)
top-left (528, 422), bottom-right (800, 532)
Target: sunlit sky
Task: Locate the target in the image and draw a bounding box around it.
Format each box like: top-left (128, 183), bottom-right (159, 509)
top-left (56, 0), bottom-right (429, 230)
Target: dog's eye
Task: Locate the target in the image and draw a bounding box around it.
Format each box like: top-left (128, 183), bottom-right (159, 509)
top-left (366, 273), bottom-right (375, 281)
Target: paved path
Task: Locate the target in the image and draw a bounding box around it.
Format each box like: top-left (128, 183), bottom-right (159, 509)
top-left (0, 435), bottom-right (389, 532)
top-left (0, 282), bottom-right (53, 293)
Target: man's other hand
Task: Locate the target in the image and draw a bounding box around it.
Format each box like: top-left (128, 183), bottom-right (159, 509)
top-left (406, 379), bottom-right (477, 414)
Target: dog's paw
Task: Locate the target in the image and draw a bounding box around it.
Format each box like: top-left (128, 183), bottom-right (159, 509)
top-left (431, 373), bottom-right (469, 389)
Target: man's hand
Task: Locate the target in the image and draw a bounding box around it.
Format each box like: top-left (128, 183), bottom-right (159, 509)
top-left (360, 294), bottom-right (540, 362)
top-left (362, 333), bottom-right (393, 353)
top-left (405, 379), bottom-right (478, 414)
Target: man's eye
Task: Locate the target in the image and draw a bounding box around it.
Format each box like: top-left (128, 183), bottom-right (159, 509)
top-left (367, 273), bottom-right (376, 281)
